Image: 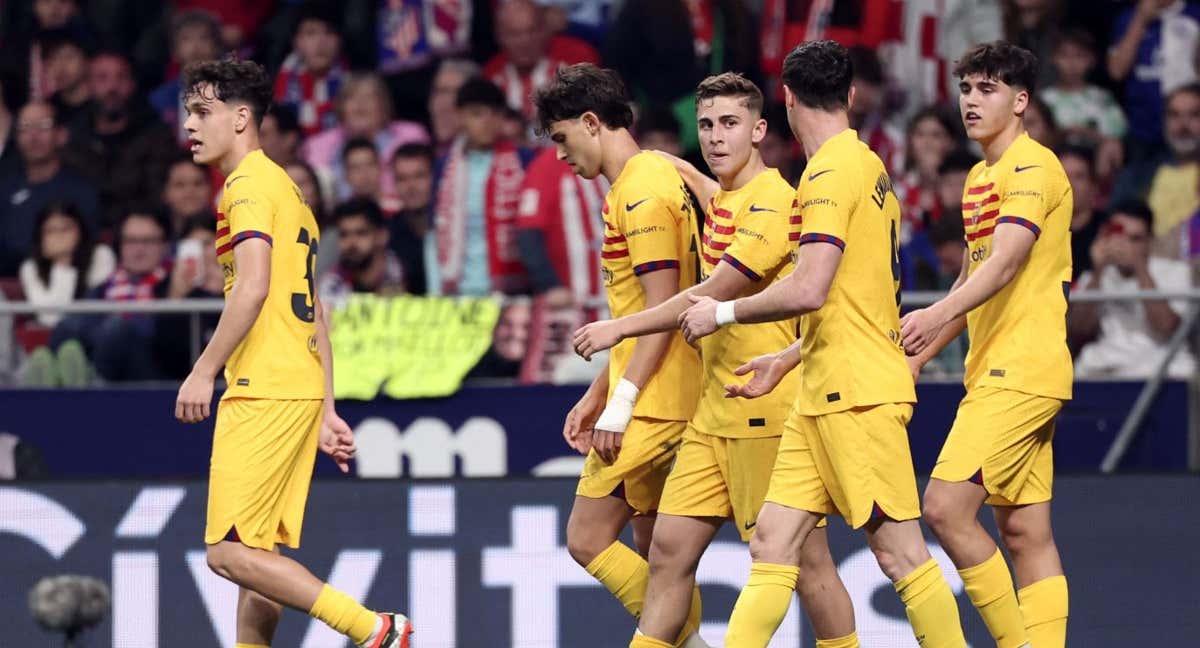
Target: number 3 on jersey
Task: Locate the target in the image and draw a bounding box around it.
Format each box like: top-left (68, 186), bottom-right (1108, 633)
top-left (292, 227), bottom-right (318, 322)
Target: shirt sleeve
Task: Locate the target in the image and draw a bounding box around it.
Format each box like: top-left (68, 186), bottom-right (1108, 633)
top-left (621, 194), bottom-right (683, 276)
top-left (798, 168), bottom-right (856, 250)
top-left (996, 163), bottom-right (1052, 237)
top-left (223, 178), bottom-right (275, 247)
top-left (721, 202), bottom-right (793, 281)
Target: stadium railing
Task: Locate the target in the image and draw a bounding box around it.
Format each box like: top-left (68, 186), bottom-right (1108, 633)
top-left (2, 289), bottom-right (1198, 473)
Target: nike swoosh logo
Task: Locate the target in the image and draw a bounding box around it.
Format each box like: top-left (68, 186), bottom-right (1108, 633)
top-left (748, 204), bottom-right (777, 213)
top-left (744, 520), bottom-right (757, 530)
top-left (626, 197), bottom-right (651, 211)
top-left (1014, 165), bottom-right (1040, 173)
top-left (225, 175), bottom-right (249, 189)
top-left (808, 169), bottom-right (834, 181)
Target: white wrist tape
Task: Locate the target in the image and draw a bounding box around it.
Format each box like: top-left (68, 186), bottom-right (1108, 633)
top-left (595, 378), bottom-right (639, 434)
top-left (715, 300), bottom-right (738, 327)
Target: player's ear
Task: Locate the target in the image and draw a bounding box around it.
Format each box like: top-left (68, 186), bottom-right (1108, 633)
top-left (1013, 88), bottom-right (1029, 117)
top-left (783, 85), bottom-right (795, 110)
top-left (581, 111), bottom-right (601, 137)
top-left (751, 117), bottom-right (767, 145)
top-left (234, 104), bottom-right (251, 134)
top-left (846, 85), bottom-right (857, 112)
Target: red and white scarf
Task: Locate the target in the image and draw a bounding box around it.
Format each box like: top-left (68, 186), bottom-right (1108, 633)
top-left (434, 137), bottom-right (526, 294)
top-left (273, 52), bottom-right (347, 136)
top-left (104, 263), bottom-right (169, 302)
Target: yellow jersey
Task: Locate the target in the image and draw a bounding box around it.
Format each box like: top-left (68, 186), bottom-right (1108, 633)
top-left (601, 151), bottom-right (701, 421)
top-left (961, 132), bottom-right (1073, 399)
top-left (794, 129), bottom-right (916, 415)
top-left (693, 168), bottom-right (801, 438)
top-left (216, 149), bottom-right (324, 401)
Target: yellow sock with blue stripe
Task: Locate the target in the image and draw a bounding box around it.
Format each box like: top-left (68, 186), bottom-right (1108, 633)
top-left (894, 559), bottom-right (966, 648)
top-left (724, 562), bottom-right (799, 648)
top-left (816, 631), bottom-right (860, 647)
top-left (308, 584), bottom-right (378, 644)
top-left (958, 550), bottom-right (1027, 648)
top-left (1018, 575), bottom-right (1068, 648)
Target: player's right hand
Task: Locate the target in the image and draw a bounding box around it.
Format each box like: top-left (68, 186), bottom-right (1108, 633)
top-left (563, 390), bottom-right (603, 455)
top-left (723, 353), bottom-right (785, 400)
top-left (591, 427), bottom-right (623, 464)
top-left (175, 371), bottom-right (214, 423)
top-left (573, 320), bottom-right (622, 360)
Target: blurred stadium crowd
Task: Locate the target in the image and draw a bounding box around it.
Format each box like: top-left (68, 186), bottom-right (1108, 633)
top-left (0, 0), bottom-right (1197, 387)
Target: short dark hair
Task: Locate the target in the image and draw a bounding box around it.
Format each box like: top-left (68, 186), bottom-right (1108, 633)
top-left (533, 63), bottom-right (634, 134)
top-left (294, 2), bottom-right (341, 35)
top-left (929, 213), bottom-right (966, 247)
top-left (120, 206), bottom-right (172, 242)
top-left (38, 29), bottom-right (89, 60)
top-left (182, 58), bottom-right (273, 127)
top-left (1110, 198), bottom-right (1154, 231)
top-left (695, 72), bottom-right (764, 116)
top-left (638, 104), bottom-right (680, 137)
top-left (392, 142), bottom-right (434, 167)
top-left (341, 137), bottom-right (378, 163)
top-left (781, 40), bottom-right (853, 111)
top-left (1056, 143), bottom-right (1095, 176)
top-left (953, 41), bottom-right (1040, 93)
top-left (265, 103), bottom-right (301, 135)
top-left (332, 197), bottom-right (384, 229)
top-left (456, 78), bottom-right (507, 111)
top-left (939, 148), bottom-right (981, 176)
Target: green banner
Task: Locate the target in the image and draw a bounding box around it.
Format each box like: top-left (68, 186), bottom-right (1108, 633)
top-left (330, 295), bottom-right (501, 399)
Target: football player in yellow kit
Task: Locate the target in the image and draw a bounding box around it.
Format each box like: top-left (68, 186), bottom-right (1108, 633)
top-left (903, 41), bottom-right (1072, 648)
top-left (573, 72), bottom-right (858, 648)
top-left (680, 41), bottom-right (966, 648)
top-left (533, 63), bottom-right (708, 647)
top-left (174, 59), bottom-right (410, 648)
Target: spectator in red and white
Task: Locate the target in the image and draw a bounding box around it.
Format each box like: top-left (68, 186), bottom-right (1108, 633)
top-left (317, 198), bottom-right (409, 305)
top-left (895, 105), bottom-right (963, 235)
top-left (301, 72), bottom-right (430, 202)
top-left (427, 58), bottom-right (480, 156)
top-left (1042, 29), bottom-right (1127, 178)
top-left (1108, 0), bottom-right (1200, 160)
top-left (273, 4), bottom-right (346, 137)
top-left (149, 10), bottom-right (224, 144)
top-left (485, 0), bottom-right (599, 123)
top-left (39, 29), bottom-right (90, 128)
top-left (636, 104), bottom-right (684, 158)
top-left (161, 154), bottom-right (214, 237)
top-left (389, 143), bottom-right (434, 294)
top-left (1110, 82), bottom-right (1200, 259)
top-left (536, 0), bottom-right (618, 46)
top-left (64, 50), bottom-right (176, 229)
top-left (1071, 199), bottom-right (1197, 378)
top-left (847, 45), bottom-right (903, 175)
top-left (0, 101), bottom-right (99, 276)
top-left (376, 0), bottom-right (475, 78)
top-left (18, 200), bottom-right (115, 327)
top-left (1060, 144), bottom-right (1106, 281)
top-left (172, 0), bottom-right (274, 53)
top-left (759, 101), bottom-right (799, 184)
top-left (516, 146), bottom-right (608, 311)
top-left (258, 104), bottom-right (302, 167)
top-left (427, 78), bottom-right (533, 297)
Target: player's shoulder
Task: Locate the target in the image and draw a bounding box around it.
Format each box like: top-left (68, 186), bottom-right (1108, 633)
top-left (742, 168), bottom-right (795, 214)
top-left (1009, 134), bottom-right (1068, 182)
top-left (224, 151), bottom-right (289, 198)
top-left (618, 151), bottom-right (684, 202)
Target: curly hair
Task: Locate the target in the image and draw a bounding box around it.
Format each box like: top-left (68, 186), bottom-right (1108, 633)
top-left (953, 41), bottom-right (1039, 93)
top-left (181, 58), bottom-right (273, 126)
top-left (533, 63), bottom-right (634, 135)
top-left (781, 40), bottom-right (853, 111)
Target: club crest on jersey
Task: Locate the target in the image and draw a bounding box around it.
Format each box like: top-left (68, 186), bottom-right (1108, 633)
top-left (601, 266), bottom-right (614, 286)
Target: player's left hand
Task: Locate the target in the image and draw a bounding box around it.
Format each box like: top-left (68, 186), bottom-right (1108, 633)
top-left (573, 320), bottom-right (622, 360)
top-left (591, 427), bottom-right (623, 464)
top-left (679, 294), bottom-right (719, 344)
top-left (175, 371), bottom-right (214, 423)
top-left (900, 306), bottom-right (947, 356)
top-left (724, 353), bottom-right (786, 399)
top-left (319, 411), bottom-right (356, 474)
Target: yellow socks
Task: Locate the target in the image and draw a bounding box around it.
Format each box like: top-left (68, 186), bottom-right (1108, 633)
top-left (724, 562), bottom-right (799, 648)
top-left (308, 584), bottom-right (378, 645)
top-left (958, 550), bottom-right (1028, 648)
top-left (234, 644), bottom-right (270, 648)
top-left (815, 631), bottom-right (860, 647)
top-left (894, 559), bottom-right (966, 648)
top-left (1018, 575), bottom-right (1068, 648)
top-left (630, 633), bottom-right (674, 648)
top-left (587, 541), bottom-right (703, 646)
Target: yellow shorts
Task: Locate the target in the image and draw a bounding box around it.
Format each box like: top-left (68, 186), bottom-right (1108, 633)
top-left (766, 402), bottom-right (920, 529)
top-left (933, 386), bottom-right (1062, 506)
top-left (576, 417), bottom-right (686, 515)
top-left (205, 398), bottom-right (323, 550)
top-left (659, 426), bottom-right (812, 541)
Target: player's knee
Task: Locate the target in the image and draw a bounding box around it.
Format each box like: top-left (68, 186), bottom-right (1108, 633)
top-left (921, 487), bottom-right (960, 536)
top-left (647, 534), bottom-right (695, 579)
top-left (997, 514), bottom-right (1052, 558)
top-left (869, 535), bottom-right (930, 582)
top-left (205, 543), bottom-right (235, 579)
top-left (748, 523), bottom-right (790, 564)
top-left (206, 542), bottom-right (254, 581)
top-left (565, 525), bottom-right (606, 567)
